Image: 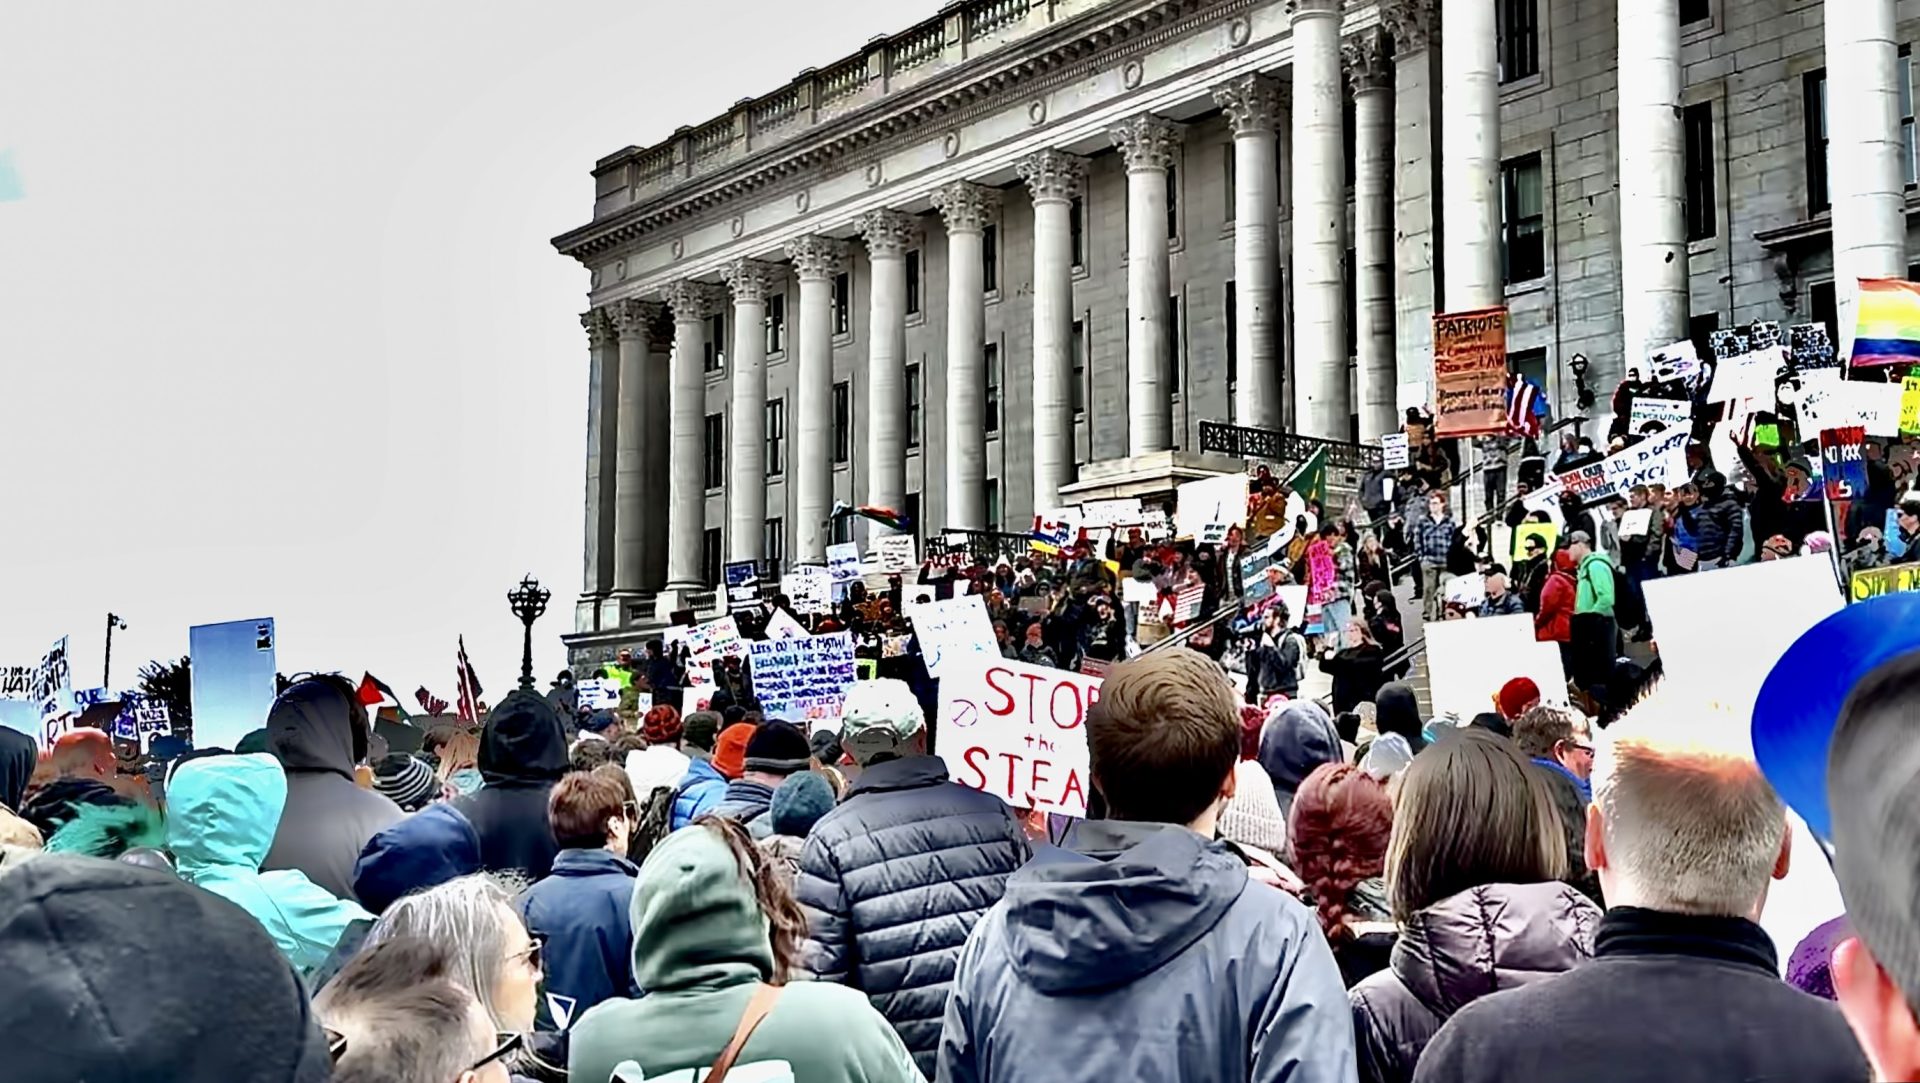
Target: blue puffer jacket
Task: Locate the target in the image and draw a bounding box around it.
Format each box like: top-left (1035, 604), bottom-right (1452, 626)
top-left (671, 757), bottom-right (727, 831)
top-left (517, 848), bottom-right (640, 1030)
top-left (795, 755), bottom-right (1028, 1076)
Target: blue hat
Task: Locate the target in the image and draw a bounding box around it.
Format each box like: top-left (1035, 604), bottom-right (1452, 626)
top-left (769, 771), bottom-right (836, 838)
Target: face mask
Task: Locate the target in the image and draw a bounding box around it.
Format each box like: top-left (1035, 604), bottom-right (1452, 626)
top-left (448, 768), bottom-right (484, 796)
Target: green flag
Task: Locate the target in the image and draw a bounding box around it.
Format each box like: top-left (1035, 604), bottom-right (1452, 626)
top-left (1285, 447), bottom-right (1328, 507)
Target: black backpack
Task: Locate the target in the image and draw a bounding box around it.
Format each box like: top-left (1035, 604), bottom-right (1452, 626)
top-left (1612, 560), bottom-right (1647, 631)
top-left (628, 784), bottom-right (678, 863)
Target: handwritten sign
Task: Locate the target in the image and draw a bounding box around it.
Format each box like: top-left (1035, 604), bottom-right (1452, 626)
top-left (1175, 473), bottom-right (1247, 545)
top-left (724, 561), bottom-right (761, 611)
top-left (578, 678), bottom-right (621, 711)
top-left (1432, 307), bottom-right (1510, 438)
top-left (937, 657), bottom-right (1098, 817)
top-left (1552, 427), bottom-right (1690, 503)
top-left (873, 534), bottom-right (917, 573)
top-left (1708, 343), bottom-right (1786, 404)
top-left (1647, 338), bottom-right (1702, 383)
top-left (764, 607), bottom-right (808, 640)
top-left (666, 616), bottom-right (748, 686)
top-left (780, 565), bottom-right (833, 615)
top-left (1381, 433), bottom-right (1410, 470)
top-left (907, 594), bottom-right (997, 678)
top-left (826, 542), bottom-right (861, 585)
top-left (1618, 509), bottom-right (1654, 539)
top-left (1628, 397), bottom-right (1692, 434)
top-left (1851, 564), bottom-right (1920, 601)
top-left (1080, 498), bottom-right (1144, 528)
top-left (746, 631), bottom-right (856, 727)
top-left (1821, 426), bottom-right (1867, 501)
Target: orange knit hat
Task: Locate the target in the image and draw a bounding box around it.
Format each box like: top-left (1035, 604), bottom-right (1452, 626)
top-left (712, 722), bottom-right (756, 780)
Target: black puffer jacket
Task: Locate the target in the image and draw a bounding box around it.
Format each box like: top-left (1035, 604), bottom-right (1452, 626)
top-left (261, 679), bottom-right (403, 904)
top-left (795, 755), bottom-right (1028, 1076)
top-left (453, 690), bottom-right (568, 881)
top-left (1350, 881), bottom-right (1600, 1083)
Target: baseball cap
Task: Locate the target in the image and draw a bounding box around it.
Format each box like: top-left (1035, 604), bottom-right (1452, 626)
top-left (838, 678), bottom-right (927, 764)
top-left (1567, 530), bottom-right (1593, 546)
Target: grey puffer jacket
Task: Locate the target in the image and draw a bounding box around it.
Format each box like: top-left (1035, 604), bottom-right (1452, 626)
top-left (795, 755), bottom-right (1027, 1077)
top-left (1350, 881), bottom-right (1601, 1083)
top-left (260, 680), bottom-right (403, 905)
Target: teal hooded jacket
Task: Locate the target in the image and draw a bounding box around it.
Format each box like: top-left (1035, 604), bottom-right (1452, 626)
top-left (168, 754), bottom-right (370, 976)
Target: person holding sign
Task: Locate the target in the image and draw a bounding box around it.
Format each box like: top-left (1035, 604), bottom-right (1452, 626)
top-left (938, 649), bottom-right (1352, 1083)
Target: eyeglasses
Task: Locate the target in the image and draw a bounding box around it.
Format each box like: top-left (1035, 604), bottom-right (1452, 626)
top-left (469, 1032), bottom-right (525, 1073)
top-left (508, 936), bottom-right (544, 971)
top-left (1568, 741), bottom-right (1595, 756)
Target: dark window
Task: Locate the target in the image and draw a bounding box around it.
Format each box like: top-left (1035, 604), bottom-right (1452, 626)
top-left (1497, 0), bottom-right (1539, 83)
top-left (1223, 145), bottom-right (1236, 224)
top-left (1689, 312), bottom-right (1720, 363)
top-left (907, 363), bottom-right (922, 448)
top-left (905, 492), bottom-right (921, 542)
top-left (982, 225), bottom-right (999, 293)
top-left (985, 343), bottom-right (1001, 435)
top-left (831, 514), bottom-right (853, 545)
top-left (1680, 0), bottom-right (1709, 23)
top-left (1501, 154), bottom-right (1546, 284)
top-left (1167, 294), bottom-right (1182, 396)
top-left (765, 398), bottom-right (786, 478)
top-left (765, 291), bottom-right (786, 354)
top-left (764, 518), bottom-right (785, 579)
top-left (704, 313), bottom-right (726, 373)
top-left (702, 529), bottom-right (722, 588)
top-left (832, 272), bottom-right (851, 335)
top-left (1225, 282), bottom-right (1238, 421)
top-left (1072, 319), bottom-right (1087, 418)
top-left (1166, 164), bottom-right (1180, 240)
top-left (986, 478), bottom-right (1001, 530)
top-left (1509, 347), bottom-right (1548, 393)
top-left (832, 381), bottom-right (851, 464)
top-left (905, 250), bottom-right (922, 315)
top-left (1684, 102), bottom-right (1717, 241)
top-left (1811, 280), bottom-right (1838, 346)
top-left (703, 414), bottom-right (725, 489)
top-left (1807, 70), bottom-right (1829, 213)
top-left (1903, 49), bottom-right (1917, 189)
top-left (1070, 197), bottom-right (1086, 268)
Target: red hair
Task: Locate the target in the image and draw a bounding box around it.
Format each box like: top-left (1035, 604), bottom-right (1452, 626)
top-left (1287, 763), bottom-right (1394, 943)
top-left (1238, 705), bottom-right (1266, 761)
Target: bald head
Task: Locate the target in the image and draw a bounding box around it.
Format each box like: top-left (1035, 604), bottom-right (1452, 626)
top-left (50, 730), bottom-right (114, 780)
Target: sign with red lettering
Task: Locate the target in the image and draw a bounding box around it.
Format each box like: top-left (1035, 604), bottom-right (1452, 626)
top-left (937, 657), bottom-right (1099, 818)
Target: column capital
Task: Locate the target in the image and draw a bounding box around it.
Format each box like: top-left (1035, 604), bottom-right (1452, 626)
top-left (784, 234), bottom-right (849, 280)
top-left (1109, 114), bottom-right (1186, 172)
top-left (1016, 149), bottom-right (1089, 204)
top-left (1343, 26), bottom-right (1393, 93)
top-left (1380, 0), bottom-right (1435, 52)
top-left (931, 181), bottom-right (1002, 234)
top-left (720, 259), bottom-right (780, 303)
top-left (582, 307), bottom-right (615, 349)
top-left (1212, 72), bottom-right (1289, 136)
top-left (661, 281), bottom-right (724, 323)
top-left (857, 208), bottom-right (920, 258)
top-left (611, 297), bottom-right (666, 339)
top-left (1285, 0), bottom-right (1343, 20)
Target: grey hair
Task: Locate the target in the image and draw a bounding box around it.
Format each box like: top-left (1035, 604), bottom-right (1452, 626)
top-left (365, 873), bottom-right (523, 1029)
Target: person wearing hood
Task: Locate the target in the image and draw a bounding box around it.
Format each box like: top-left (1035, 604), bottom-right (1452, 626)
top-left (938, 649), bottom-right (1353, 1083)
top-left (168, 753), bottom-right (372, 976)
top-left (352, 801), bottom-right (483, 915)
top-left (712, 721), bottom-right (812, 839)
top-left (1687, 469), bottom-right (1745, 568)
top-left (1258, 699), bottom-right (1345, 820)
top-left (1349, 728), bottom-right (1600, 1083)
top-left (518, 769), bottom-right (641, 1033)
top-left (261, 675), bottom-right (404, 903)
top-left (672, 710), bottom-right (728, 830)
top-left (568, 817), bottom-right (922, 1083)
top-left (453, 690), bottom-right (569, 880)
top-left (1292, 763), bottom-right (1399, 987)
top-left (0, 727), bottom-right (40, 850)
top-left (1367, 682), bottom-right (1430, 762)
top-left (626, 704), bottom-right (691, 806)
top-left (1535, 549), bottom-right (1577, 666)
top-left (796, 679), bottom-right (1028, 1076)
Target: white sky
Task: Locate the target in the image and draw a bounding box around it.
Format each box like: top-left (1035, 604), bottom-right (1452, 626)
top-left (0, 0), bottom-right (939, 700)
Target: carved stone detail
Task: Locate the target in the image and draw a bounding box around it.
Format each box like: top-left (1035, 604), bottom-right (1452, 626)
top-left (1213, 73), bottom-right (1287, 136)
top-left (661, 280), bottom-right (724, 322)
top-left (784, 234), bottom-right (849, 280)
top-left (1109, 114), bottom-right (1186, 172)
top-left (1380, 0), bottom-right (1436, 52)
top-left (582, 308), bottom-right (615, 349)
top-left (858, 208), bottom-right (920, 257)
top-left (931, 181), bottom-right (1002, 234)
top-left (1342, 26), bottom-right (1393, 94)
top-left (1285, 0), bottom-right (1343, 17)
top-left (720, 259), bottom-right (779, 303)
top-left (1015, 149), bottom-right (1089, 203)
top-left (611, 297), bottom-right (667, 339)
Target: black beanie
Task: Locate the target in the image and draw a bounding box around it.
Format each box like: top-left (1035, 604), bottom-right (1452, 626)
top-left (743, 721), bottom-right (813, 774)
top-left (0, 854), bottom-right (331, 1081)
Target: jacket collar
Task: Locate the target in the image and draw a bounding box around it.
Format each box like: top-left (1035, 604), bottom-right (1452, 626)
top-left (1531, 756), bottom-right (1592, 802)
top-left (1595, 906), bottom-right (1778, 975)
top-left (550, 848), bottom-right (639, 878)
top-left (845, 754), bottom-right (948, 799)
top-left (723, 778), bottom-right (775, 804)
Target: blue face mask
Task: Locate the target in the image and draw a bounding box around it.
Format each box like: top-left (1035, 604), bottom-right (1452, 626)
top-left (448, 768), bottom-right (483, 796)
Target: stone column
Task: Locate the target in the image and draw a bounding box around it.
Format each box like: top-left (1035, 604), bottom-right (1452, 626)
top-left (858, 209), bottom-right (917, 544)
top-left (609, 299), bottom-right (663, 623)
top-left (932, 181), bottom-right (1000, 529)
top-left (1111, 114), bottom-right (1184, 455)
top-left (1441, 0), bottom-right (1502, 310)
top-left (1017, 150), bottom-right (1088, 514)
top-left (1827, 0), bottom-right (1909, 325)
top-left (1213, 74), bottom-right (1286, 431)
top-left (785, 235), bottom-right (847, 564)
top-left (1291, 0), bottom-right (1349, 438)
top-left (1384, 0), bottom-right (1439, 408)
top-left (1347, 28), bottom-right (1398, 441)
top-left (1617, 0), bottom-right (1689, 381)
top-left (721, 259), bottom-right (776, 564)
top-left (662, 282), bottom-right (722, 598)
top-left (579, 308), bottom-right (618, 621)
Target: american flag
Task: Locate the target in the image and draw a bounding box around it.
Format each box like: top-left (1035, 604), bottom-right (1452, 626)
top-left (1506, 373), bottom-right (1545, 438)
top-left (1173, 580), bottom-right (1207, 624)
top-left (454, 636), bottom-right (484, 723)
top-left (415, 686), bottom-right (450, 716)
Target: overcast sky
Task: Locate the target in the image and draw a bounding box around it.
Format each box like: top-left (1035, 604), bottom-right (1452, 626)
top-left (0, 0), bottom-right (938, 703)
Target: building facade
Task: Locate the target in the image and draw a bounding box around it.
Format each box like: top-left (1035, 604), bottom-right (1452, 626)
top-left (554, 0), bottom-right (1920, 659)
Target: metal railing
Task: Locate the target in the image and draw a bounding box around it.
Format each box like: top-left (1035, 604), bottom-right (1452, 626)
top-left (1198, 421), bottom-right (1385, 473)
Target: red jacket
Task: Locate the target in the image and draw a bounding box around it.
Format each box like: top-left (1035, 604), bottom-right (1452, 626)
top-left (1535, 553), bottom-right (1576, 644)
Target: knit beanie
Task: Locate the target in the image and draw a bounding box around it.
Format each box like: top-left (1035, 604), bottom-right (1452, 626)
top-left (683, 710), bottom-right (723, 753)
top-left (1218, 760), bottom-right (1290, 858)
top-left (769, 771), bottom-right (837, 838)
top-left (372, 753), bottom-right (439, 812)
top-left (809, 727), bottom-right (844, 767)
top-left (744, 721), bottom-right (813, 775)
top-left (713, 723), bottom-right (756, 780)
top-left (643, 704), bottom-right (684, 745)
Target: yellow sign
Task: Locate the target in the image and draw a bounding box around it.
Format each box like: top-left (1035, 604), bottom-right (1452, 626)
top-left (1512, 521), bottom-right (1560, 563)
top-left (1900, 376), bottom-right (1920, 435)
top-left (1851, 564), bottom-right (1920, 602)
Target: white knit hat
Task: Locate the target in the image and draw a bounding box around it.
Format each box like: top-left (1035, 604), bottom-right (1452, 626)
top-left (1218, 760), bottom-right (1290, 859)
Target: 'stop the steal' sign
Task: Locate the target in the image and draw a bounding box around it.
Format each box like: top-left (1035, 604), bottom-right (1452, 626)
top-left (937, 657), bottom-right (1099, 817)
top-left (746, 631), bottom-right (856, 727)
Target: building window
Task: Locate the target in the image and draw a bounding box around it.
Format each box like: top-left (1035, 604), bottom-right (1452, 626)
top-left (832, 272), bottom-right (851, 336)
top-left (1166, 294), bottom-right (1183, 396)
top-left (983, 225), bottom-right (999, 293)
top-left (904, 492), bottom-right (921, 540)
top-left (702, 529), bottom-right (722, 588)
top-left (1070, 197), bottom-right (1086, 269)
top-left (1811, 280), bottom-right (1838, 346)
top-left (1072, 319), bottom-right (1087, 418)
top-left (1501, 153), bottom-right (1546, 284)
top-left (764, 518), bottom-right (785, 579)
top-left (1902, 48), bottom-right (1917, 189)
top-left (1223, 145), bottom-right (1236, 224)
top-left (1684, 102), bottom-right (1717, 241)
top-left (1680, 0), bottom-right (1709, 23)
top-left (1225, 282), bottom-right (1238, 420)
top-left (906, 363), bottom-right (922, 449)
top-left (831, 381), bottom-right (851, 465)
top-left (905, 250), bottom-right (922, 315)
top-left (1509, 348), bottom-right (1548, 397)
top-left (704, 313), bottom-right (726, 373)
top-left (703, 413), bottom-right (725, 489)
top-left (765, 291), bottom-right (786, 354)
top-left (765, 398), bottom-right (786, 479)
top-left (1689, 312), bottom-right (1720, 363)
top-left (1497, 0), bottom-right (1539, 84)
top-left (986, 478), bottom-right (1001, 530)
top-left (831, 514), bottom-right (853, 545)
top-left (984, 343), bottom-right (1001, 435)
top-left (1165, 164), bottom-right (1180, 240)
top-left (1807, 70), bottom-right (1829, 213)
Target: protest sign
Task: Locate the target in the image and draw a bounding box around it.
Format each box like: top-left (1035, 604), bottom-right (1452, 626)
top-left (780, 565), bottom-right (833, 615)
top-left (936, 657), bottom-right (1098, 817)
top-left (1078, 657), bottom-right (1112, 679)
top-left (873, 534), bottom-right (917, 573)
top-left (1618, 509), bottom-right (1654, 539)
top-left (746, 631), bottom-right (856, 727)
top-left (1647, 339), bottom-right (1702, 383)
top-left (1821, 426), bottom-right (1867, 501)
top-left (1443, 574), bottom-right (1486, 610)
top-left (907, 594), bottom-right (998, 678)
top-left (1175, 473), bottom-right (1246, 545)
top-left (190, 619), bottom-right (277, 751)
top-left (1080, 498), bottom-right (1143, 528)
top-left (905, 584), bottom-right (938, 607)
top-left (1707, 343), bottom-right (1785, 403)
top-left (826, 542), bottom-right (861, 584)
top-left (1397, 380), bottom-right (1430, 415)
top-left (764, 607), bottom-right (808, 640)
top-left (1553, 427), bottom-right (1690, 504)
top-left (1381, 433), bottom-right (1410, 470)
top-left (1424, 615), bottom-right (1567, 721)
top-left (1642, 556), bottom-right (1843, 713)
top-left (1521, 480), bottom-right (1565, 514)
top-left (1850, 564), bottom-right (1920, 602)
top-left (1120, 577), bottom-right (1158, 606)
top-left (1031, 511), bottom-right (1076, 553)
top-left (1432, 307), bottom-right (1510, 438)
top-left (1511, 521), bottom-right (1560, 562)
top-left (724, 561), bottom-right (761, 611)
top-left (1902, 377), bottom-right (1920, 435)
top-left (578, 678), bottom-right (621, 711)
top-left (667, 615), bottom-right (749, 685)
top-left (1628, 397), bottom-right (1692, 434)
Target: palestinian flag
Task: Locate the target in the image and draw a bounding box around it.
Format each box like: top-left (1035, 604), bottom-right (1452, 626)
top-left (356, 673), bottom-right (411, 720)
top-left (1286, 448), bottom-right (1328, 508)
top-left (833, 501), bottom-right (912, 533)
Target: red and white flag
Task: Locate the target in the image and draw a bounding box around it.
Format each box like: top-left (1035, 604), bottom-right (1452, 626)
top-left (455, 637), bottom-right (484, 723)
top-left (1506, 373), bottom-right (1545, 438)
top-left (415, 687), bottom-right (450, 717)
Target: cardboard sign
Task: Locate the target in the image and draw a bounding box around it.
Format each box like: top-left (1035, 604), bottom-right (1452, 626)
top-left (764, 608), bottom-right (808, 640)
top-left (1553, 428), bottom-right (1690, 503)
top-left (1900, 376), bottom-right (1920, 435)
top-left (724, 561), bottom-right (761, 611)
top-left (907, 594), bottom-right (998, 678)
top-left (1382, 432), bottom-right (1410, 470)
top-left (1821, 426), bottom-right (1868, 501)
top-left (1628, 397), bottom-right (1693, 434)
top-left (1432, 307), bottom-right (1510, 438)
top-left (873, 534), bottom-right (917, 573)
top-left (1647, 339), bottom-right (1702, 383)
top-left (1708, 344), bottom-right (1786, 404)
top-left (1, 637), bottom-right (71, 726)
top-left (1080, 498), bottom-right (1144, 528)
top-left (1443, 574), bottom-right (1486, 610)
top-left (578, 678), bottom-right (621, 711)
top-left (937, 657), bottom-right (1099, 817)
top-left (780, 565), bottom-right (833, 615)
top-left (1642, 556), bottom-right (1843, 712)
top-left (1511, 521), bottom-right (1560, 562)
top-left (1120, 577), bottom-right (1158, 606)
top-left (665, 616), bottom-right (749, 686)
top-left (745, 631), bottom-right (856, 726)
top-left (682, 685), bottom-right (718, 713)
top-left (1618, 509), bottom-right (1654, 539)
top-left (1851, 564), bottom-right (1920, 602)
top-left (1175, 473), bottom-right (1247, 545)
top-left (826, 542), bottom-right (862, 585)
top-left (1424, 614), bottom-right (1569, 721)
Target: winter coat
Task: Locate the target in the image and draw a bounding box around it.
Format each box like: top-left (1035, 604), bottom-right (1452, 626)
top-left (672, 756), bottom-right (728, 831)
top-left (1535, 557), bottom-right (1576, 644)
top-left (626, 745), bottom-right (691, 802)
top-left (567, 827), bottom-right (923, 1083)
top-left (168, 754), bottom-right (370, 976)
top-left (795, 756), bottom-right (1029, 1076)
top-left (1573, 552), bottom-right (1615, 617)
top-left (938, 819), bottom-right (1353, 1083)
top-left (352, 802), bottom-right (482, 914)
top-left (711, 778), bottom-right (778, 839)
top-left (1411, 907), bottom-right (1869, 1083)
top-left (1319, 643), bottom-right (1390, 715)
top-left (518, 848), bottom-right (640, 1029)
top-left (0, 726), bottom-right (35, 813)
top-left (261, 682), bottom-right (404, 904)
top-left (1349, 882), bottom-right (1600, 1083)
top-left (1692, 493), bottom-right (1745, 566)
top-left (1476, 590), bottom-right (1526, 618)
top-left (452, 692), bottom-right (569, 880)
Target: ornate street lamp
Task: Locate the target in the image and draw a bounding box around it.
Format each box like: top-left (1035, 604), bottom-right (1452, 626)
top-left (507, 575), bottom-right (551, 691)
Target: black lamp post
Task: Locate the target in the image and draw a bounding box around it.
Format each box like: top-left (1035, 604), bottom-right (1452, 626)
top-left (104, 613), bottom-right (128, 689)
top-left (507, 575), bottom-right (551, 692)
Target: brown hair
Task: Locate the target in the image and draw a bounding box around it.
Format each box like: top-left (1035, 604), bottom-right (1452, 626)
top-left (696, 815), bottom-right (808, 982)
top-left (548, 770), bottom-right (629, 850)
top-left (1086, 648), bottom-right (1240, 825)
top-left (1512, 704), bottom-right (1579, 760)
top-left (434, 731), bottom-right (479, 784)
top-left (1387, 728), bottom-right (1568, 923)
top-left (1289, 763), bottom-right (1394, 943)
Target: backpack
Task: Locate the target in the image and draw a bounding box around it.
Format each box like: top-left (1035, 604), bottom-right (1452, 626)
top-left (629, 785), bottom-right (678, 863)
top-left (1282, 630), bottom-right (1308, 687)
top-left (1611, 561), bottom-right (1647, 630)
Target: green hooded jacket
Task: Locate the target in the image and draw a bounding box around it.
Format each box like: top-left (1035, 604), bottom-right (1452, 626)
top-left (1574, 550), bottom-right (1617, 617)
top-left (568, 825), bottom-right (923, 1083)
top-left (167, 753), bottom-right (370, 976)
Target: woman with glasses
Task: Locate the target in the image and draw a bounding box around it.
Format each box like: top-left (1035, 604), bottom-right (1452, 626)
top-left (317, 938), bottom-right (526, 1083)
top-left (365, 875), bottom-right (543, 1047)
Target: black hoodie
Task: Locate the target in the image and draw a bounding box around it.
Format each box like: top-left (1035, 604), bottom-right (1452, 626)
top-left (0, 727), bottom-right (38, 812)
top-left (454, 690), bottom-right (568, 880)
top-left (261, 679), bottom-right (403, 904)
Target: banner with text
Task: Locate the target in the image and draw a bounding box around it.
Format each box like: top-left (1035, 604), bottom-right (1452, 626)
top-left (746, 631), bottom-right (856, 727)
top-left (1432, 307), bottom-right (1510, 438)
top-left (874, 534), bottom-right (917, 573)
top-left (1552, 427), bottom-right (1691, 503)
top-left (937, 657), bottom-right (1098, 817)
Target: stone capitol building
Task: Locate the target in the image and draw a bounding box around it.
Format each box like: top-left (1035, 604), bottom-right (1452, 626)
top-left (554, 0), bottom-right (1920, 664)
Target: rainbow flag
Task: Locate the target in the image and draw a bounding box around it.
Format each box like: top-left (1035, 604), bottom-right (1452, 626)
top-left (1851, 279), bottom-right (1920, 367)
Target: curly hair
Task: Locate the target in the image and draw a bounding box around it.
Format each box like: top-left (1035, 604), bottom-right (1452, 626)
top-left (695, 815), bottom-right (809, 983)
top-left (1287, 762), bottom-right (1394, 944)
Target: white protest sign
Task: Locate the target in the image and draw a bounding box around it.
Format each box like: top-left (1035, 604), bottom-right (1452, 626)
top-left (1628, 398), bottom-right (1692, 433)
top-left (906, 584), bottom-right (937, 607)
top-left (1120, 577), bottom-right (1158, 606)
top-left (1382, 433), bottom-right (1410, 470)
top-left (874, 534), bottom-right (917, 573)
top-left (1424, 614), bottom-right (1568, 720)
top-left (1081, 498), bottom-right (1144, 528)
top-left (666, 616), bottom-right (749, 685)
top-left (937, 656), bottom-right (1098, 817)
top-left (1523, 478), bottom-right (1566, 513)
top-left (907, 594), bottom-right (998, 678)
top-left (578, 678), bottom-right (621, 711)
top-left (1397, 380), bottom-right (1430, 413)
top-left (745, 631), bottom-right (856, 727)
top-left (1553, 427), bottom-right (1691, 503)
top-left (1708, 344), bottom-right (1786, 403)
top-left (1175, 473), bottom-right (1247, 545)
top-left (1618, 508), bottom-right (1654, 538)
top-left (826, 542), bottom-right (861, 584)
top-left (1647, 339), bottom-right (1702, 383)
top-left (1443, 574), bottom-right (1486, 610)
top-left (780, 565), bottom-right (833, 615)
top-left (1641, 555), bottom-right (1843, 715)
top-left (764, 607), bottom-right (808, 640)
